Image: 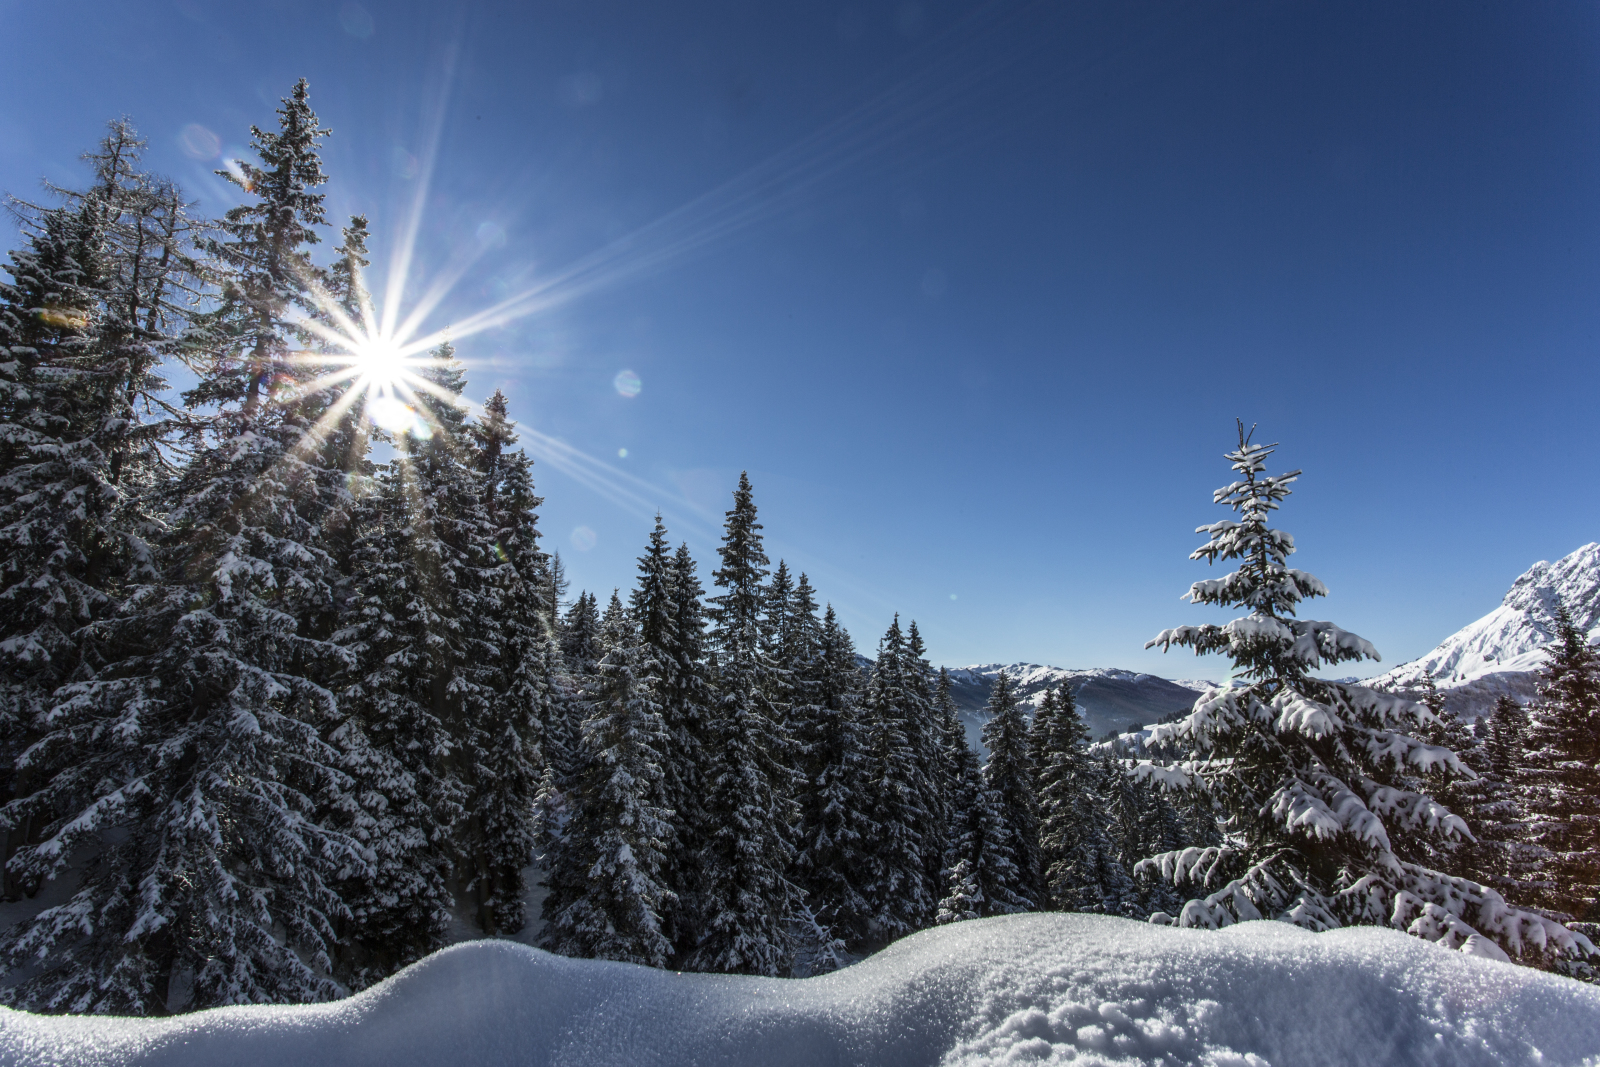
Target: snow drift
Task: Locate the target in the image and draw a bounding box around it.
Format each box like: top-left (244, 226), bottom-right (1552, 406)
top-left (1367, 542), bottom-right (1600, 717)
top-left (2, 914), bottom-right (1597, 1067)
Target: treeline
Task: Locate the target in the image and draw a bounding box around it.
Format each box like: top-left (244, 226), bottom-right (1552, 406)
top-left (0, 81), bottom-right (1216, 1014)
top-left (537, 499), bottom-right (1218, 979)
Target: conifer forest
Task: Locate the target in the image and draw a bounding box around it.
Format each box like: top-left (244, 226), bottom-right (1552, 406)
top-left (0, 81), bottom-right (1595, 1020)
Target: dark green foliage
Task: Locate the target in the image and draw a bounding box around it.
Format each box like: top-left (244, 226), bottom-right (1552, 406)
top-left (980, 669), bottom-right (1041, 904)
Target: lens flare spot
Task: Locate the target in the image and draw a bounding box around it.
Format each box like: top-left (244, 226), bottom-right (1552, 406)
top-left (570, 525), bottom-right (598, 551)
top-left (475, 221), bottom-right (507, 248)
top-left (391, 145), bottom-right (420, 180)
top-left (368, 395), bottom-right (419, 434)
top-left (617, 447), bottom-right (629, 458)
top-left (949, 593), bottom-right (958, 600)
top-left (613, 369), bottom-right (642, 397)
top-left (180, 124), bottom-right (220, 160)
top-left (339, 1), bottom-right (375, 38)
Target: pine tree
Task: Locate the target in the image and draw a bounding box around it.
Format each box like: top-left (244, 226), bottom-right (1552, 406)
top-left (468, 393), bottom-right (554, 937)
top-left (0, 198), bottom-right (115, 835)
top-left (1138, 422), bottom-right (1588, 967)
top-left (0, 83), bottom-right (365, 1012)
top-left (981, 668), bottom-right (1041, 906)
top-left (858, 616), bottom-right (935, 938)
top-left (938, 739), bottom-right (1031, 921)
top-left (653, 538), bottom-right (715, 955)
top-left (904, 619), bottom-right (948, 905)
top-left (0, 124), bottom-right (198, 883)
top-left (791, 604), bottom-right (875, 948)
top-left (1519, 606), bottom-right (1600, 925)
top-left (686, 472), bottom-right (801, 975)
top-left (542, 609), bottom-right (676, 967)
top-left (552, 590), bottom-right (602, 775)
top-left (329, 342), bottom-right (508, 973)
top-left (1034, 684), bottom-right (1134, 914)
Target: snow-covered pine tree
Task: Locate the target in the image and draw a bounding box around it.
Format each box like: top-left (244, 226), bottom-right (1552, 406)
top-left (312, 215), bottom-right (374, 505)
top-left (762, 559), bottom-right (796, 702)
top-left (933, 665), bottom-right (968, 790)
top-left (467, 392), bottom-right (554, 937)
top-left (1483, 695), bottom-right (1529, 781)
top-left (938, 734), bottom-right (1031, 921)
top-left (904, 620), bottom-right (948, 904)
top-left (1138, 422), bottom-right (1590, 967)
top-left (1, 83), bottom-right (366, 1012)
top-left (551, 590), bottom-right (602, 775)
top-left (0, 124), bottom-right (199, 858)
top-left (1034, 684), bottom-right (1134, 914)
top-left (329, 342), bottom-right (504, 974)
top-left (981, 668), bottom-right (1042, 907)
top-left (685, 472), bottom-right (801, 976)
top-left (791, 604), bottom-right (875, 949)
top-left (0, 198), bottom-right (113, 828)
top-left (858, 615), bottom-right (934, 939)
top-left (541, 607), bottom-right (676, 967)
top-left (1518, 606), bottom-right (1600, 926)
top-left (649, 536), bottom-right (715, 955)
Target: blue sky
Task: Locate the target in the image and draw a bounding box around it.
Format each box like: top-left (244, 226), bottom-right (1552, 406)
top-left (2, 0), bottom-right (1597, 676)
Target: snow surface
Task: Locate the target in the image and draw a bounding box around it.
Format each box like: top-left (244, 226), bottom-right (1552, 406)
top-left (3, 914), bottom-right (1596, 1067)
top-left (1366, 543), bottom-right (1600, 717)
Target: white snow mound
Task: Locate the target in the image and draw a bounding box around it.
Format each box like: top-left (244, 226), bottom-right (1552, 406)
top-left (2, 914), bottom-right (1597, 1067)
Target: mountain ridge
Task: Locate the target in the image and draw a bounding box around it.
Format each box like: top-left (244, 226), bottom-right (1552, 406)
top-left (1365, 542), bottom-right (1600, 717)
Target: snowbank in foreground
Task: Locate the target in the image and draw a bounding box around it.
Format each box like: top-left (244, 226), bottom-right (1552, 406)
top-left (2, 914), bottom-right (1598, 1067)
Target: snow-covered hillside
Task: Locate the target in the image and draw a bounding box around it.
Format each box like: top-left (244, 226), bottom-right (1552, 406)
top-left (2, 914), bottom-right (1594, 1067)
top-left (1367, 543), bottom-right (1600, 717)
top-left (943, 663), bottom-right (1217, 747)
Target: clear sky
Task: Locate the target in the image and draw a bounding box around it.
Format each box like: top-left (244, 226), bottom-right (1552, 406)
top-left (2, 0), bottom-right (1597, 677)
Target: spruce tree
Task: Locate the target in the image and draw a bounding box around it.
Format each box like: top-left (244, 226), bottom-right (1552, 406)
top-left (330, 342), bottom-right (505, 971)
top-left (468, 394), bottom-right (554, 937)
top-left (981, 668), bottom-right (1041, 906)
top-left (541, 608), bottom-right (675, 966)
top-left (858, 616), bottom-right (935, 938)
top-left (904, 619), bottom-right (948, 904)
top-left (1139, 422), bottom-right (1589, 966)
top-left (938, 738), bottom-right (1031, 921)
top-left (654, 538), bottom-right (715, 954)
top-left (686, 472), bottom-right (801, 975)
top-left (0, 83), bottom-right (364, 1012)
top-left (1519, 607), bottom-right (1600, 925)
top-left (1035, 685), bottom-right (1134, 914)
top-left (791, 604), bottom-right (875, 948)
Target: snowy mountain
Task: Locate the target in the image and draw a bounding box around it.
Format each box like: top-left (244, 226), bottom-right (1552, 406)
top-left (6, 914), bottom-right (1594, 1067)
top-left (941, 663), bottom-right (1217, 748)
top-left (1366, 542), bottom-right (1600, 718)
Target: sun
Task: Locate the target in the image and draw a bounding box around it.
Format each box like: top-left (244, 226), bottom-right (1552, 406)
top-left (350, 335), bottom-right (409, 392)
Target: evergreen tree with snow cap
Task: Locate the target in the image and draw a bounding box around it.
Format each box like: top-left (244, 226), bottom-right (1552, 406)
top-left (981, 668), bottom-right (1041, 905)
top-left (0, 84), bottom-right (366, 1012)
top-left (859, 615), bottom-right (935, 937)
top-left (1519, 606), bottom-right (1600, 929)
top-left (1035, 685), bottom-right (1135, 913)
top-left (791, 605), bottom-right (875, 948)
top-left (1139, 421), bottom-right (1590, 967)
top-left (686, 472), bottom-right (802, 975)
top-left (938, 734), bottom-right (1030, 922)
top-left (542, 607), bottom-right (676, 967)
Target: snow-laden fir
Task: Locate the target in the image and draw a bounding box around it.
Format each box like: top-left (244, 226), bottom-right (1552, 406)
top-left (0, 914), bottom-right (1596, 1067)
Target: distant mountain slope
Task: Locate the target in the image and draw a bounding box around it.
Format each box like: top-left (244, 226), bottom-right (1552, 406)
top-left (1366, 542), bottom-right (1600, 717)
top-left (941, 663), bottom-right (1217, 749)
